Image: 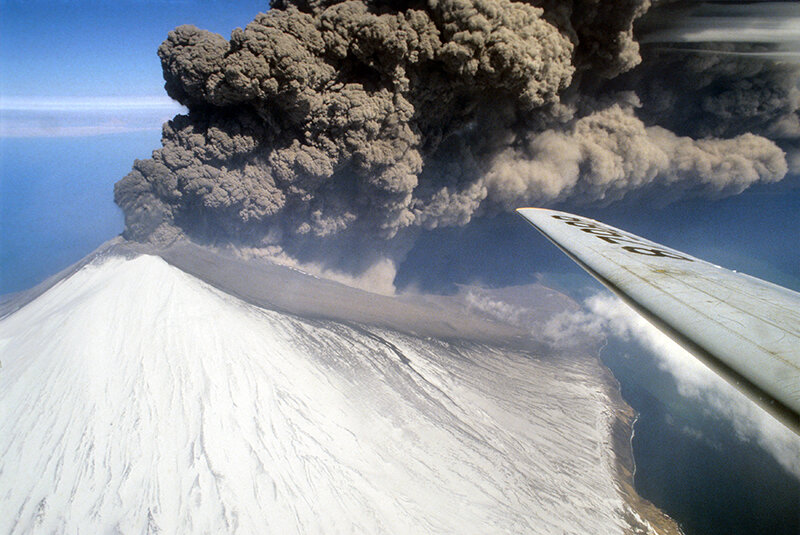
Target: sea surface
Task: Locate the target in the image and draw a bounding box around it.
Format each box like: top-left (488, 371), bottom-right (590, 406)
top-left (600, 338), bottom-right (800, 535)
top-left (0, 132), bottom-right (159, 294)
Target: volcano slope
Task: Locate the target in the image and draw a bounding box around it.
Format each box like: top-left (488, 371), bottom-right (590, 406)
top-left (0, 242), bottom-right (678, 534)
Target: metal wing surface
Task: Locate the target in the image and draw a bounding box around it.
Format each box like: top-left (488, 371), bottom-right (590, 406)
top-left (517, 208), bottom-right (800, 434)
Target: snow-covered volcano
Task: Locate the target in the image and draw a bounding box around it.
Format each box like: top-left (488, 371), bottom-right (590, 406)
top-left (0, 245), bottom-right (677, 534)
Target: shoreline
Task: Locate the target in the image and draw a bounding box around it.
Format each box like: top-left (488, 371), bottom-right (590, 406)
top-left (599, 356), bottom-right (683, 535)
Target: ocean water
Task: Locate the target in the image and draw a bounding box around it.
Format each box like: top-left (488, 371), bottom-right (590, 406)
top-left (600, 338), bottom-right (800, 535)
top-left (0, 132), bottom-right (160, 294)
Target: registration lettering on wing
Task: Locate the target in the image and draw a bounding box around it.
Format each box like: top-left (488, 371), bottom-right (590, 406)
top-left (551, 214), bottom-right (694, 262)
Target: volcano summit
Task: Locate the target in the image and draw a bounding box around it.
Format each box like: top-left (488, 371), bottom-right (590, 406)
top-left (0, 242), bottom-right (678, 534)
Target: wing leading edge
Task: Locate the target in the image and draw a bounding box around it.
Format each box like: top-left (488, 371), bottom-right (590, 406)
top-left (516, 208), bottom-right (800, 434)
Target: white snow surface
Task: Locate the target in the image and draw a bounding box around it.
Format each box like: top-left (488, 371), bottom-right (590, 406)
top-left (1, 254), bottom-right (636, 534)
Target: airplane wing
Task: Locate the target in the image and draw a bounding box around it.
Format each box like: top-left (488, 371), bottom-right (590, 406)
top-left (516, 208), bottom-right (800, 434)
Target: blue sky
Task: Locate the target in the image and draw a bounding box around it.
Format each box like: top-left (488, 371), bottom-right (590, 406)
top-left (1, 1), bottom-right (268, 98)
top-left (0, 1), bottom-right (270, 136)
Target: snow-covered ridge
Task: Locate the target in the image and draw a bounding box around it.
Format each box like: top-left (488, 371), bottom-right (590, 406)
top-left (0, 253), bottom-right (677, 533)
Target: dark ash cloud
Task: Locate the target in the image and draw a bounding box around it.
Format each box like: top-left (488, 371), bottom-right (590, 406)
top-left (114, 0), bottom-right (797, 276)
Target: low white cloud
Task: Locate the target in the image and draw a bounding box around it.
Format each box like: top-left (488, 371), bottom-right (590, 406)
top-left (541, 307), bottom-right (606, 348)
top-left (560, 293), bottom-right (800, 477)
top-left (0, 96), bottom-right (182, 112)
top-left (0, 96), bottom-right (185, 138)
top-left (464, 292), bottom-right (527, 326)
top-left (236, 246), bottom-right (398, 296)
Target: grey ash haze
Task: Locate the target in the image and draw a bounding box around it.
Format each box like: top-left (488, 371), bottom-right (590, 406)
top-left (114, 0), bottom-right (799, 274)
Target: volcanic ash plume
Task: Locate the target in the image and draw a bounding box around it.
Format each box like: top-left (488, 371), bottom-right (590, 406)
top-left (114, 0), bottom-right (792, 265)
top-left (627, 0), bottom-right (800, 170)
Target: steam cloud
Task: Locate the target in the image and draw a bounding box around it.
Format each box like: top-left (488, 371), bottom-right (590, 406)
top-left (114, 0), bottom-right (799, 270)
top-left (450, 286), bottom-right (800, 474)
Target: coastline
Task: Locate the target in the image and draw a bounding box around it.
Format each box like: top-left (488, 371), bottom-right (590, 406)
top-left (599, 359), bottom-right (683, 535)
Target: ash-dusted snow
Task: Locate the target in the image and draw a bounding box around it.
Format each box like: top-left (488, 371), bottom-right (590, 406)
top-left (2, 255), bottom-right (652, 533)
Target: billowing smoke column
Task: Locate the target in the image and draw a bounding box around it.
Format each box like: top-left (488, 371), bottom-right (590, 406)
top-left (115, 0), bottom-right (796, 271)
